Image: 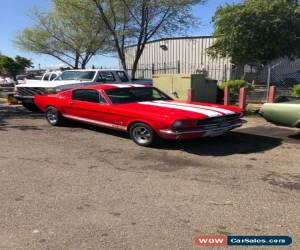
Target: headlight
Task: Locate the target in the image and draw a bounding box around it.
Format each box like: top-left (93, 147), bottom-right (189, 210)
top-left (172, 120), bottom-right (197, 129)
top-left (173, 120), bottom-right (183, 129)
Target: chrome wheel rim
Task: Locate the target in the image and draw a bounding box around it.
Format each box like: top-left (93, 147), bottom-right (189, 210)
top-left (47, 109), bottom-right (58, 124)
top-left (132, 126), bottom-right (152, 144)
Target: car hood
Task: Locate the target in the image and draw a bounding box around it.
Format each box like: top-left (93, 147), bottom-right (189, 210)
top-left (113, 100), bottom-right (242, 120)
top-left (17, 80), bottom-right (92, 88)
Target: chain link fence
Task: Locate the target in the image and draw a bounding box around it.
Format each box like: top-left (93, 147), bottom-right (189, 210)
top-left (128, 60), bottom-right (299, 103)
top-left (244, 59), bottom-right (300, 87)
top-left (127, 61), bottom-right (232, 83)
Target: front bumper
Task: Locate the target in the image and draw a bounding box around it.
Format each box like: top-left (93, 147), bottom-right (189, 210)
top-left (159, 119), bottom-right (247, 139)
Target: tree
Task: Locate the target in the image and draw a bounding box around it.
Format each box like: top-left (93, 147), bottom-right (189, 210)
top-left (15, 0), bottom-right (110, 69)
top-left (208, 0), bottom-right (300, 66)
top-left (68, 0), bottom-right (204, 78)
top-left (0, 55), bottom-right (33, 80)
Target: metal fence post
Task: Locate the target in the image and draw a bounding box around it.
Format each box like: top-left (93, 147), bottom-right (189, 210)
top-left (266, 63), bottom-right (271, 102)
top-left (239, 87), bottom-right (247, 110)
top-left (224, 86), bottom-right (230, 105)
top-left (268, 86), bottom-right (276, 103)
top-left (177, 60), bottom-right (180, 74)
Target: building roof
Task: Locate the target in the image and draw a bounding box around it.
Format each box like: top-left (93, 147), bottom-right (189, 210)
top-left (125, 35), bottom-right (213, 48)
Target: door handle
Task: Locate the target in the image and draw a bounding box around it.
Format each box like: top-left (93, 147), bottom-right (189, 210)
top-left (69, 101), bottom-right (74, 105)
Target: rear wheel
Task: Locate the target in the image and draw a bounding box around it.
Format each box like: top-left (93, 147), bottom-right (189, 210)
top-left (45, 106), bottom-right (65, 126)
top-left (129, 123), bottom-right (158, 147)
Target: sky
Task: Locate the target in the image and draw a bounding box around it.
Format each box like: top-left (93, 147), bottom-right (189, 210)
top-left (0, 0), bottom-right (239, 69)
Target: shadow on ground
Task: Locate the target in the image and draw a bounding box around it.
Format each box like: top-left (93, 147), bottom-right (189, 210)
top-left (289, 132), bottom-right (300, 140)
top-left (241, 126), bottom-right (300, 144)
top-left (0, 104), bottom-right (283, 156)
top-left (0, 105), bottom-right (43, 131)
top-left (72, 122), bottom-right (282, 156)
top-left (155, 132), bottom-right (282, 156)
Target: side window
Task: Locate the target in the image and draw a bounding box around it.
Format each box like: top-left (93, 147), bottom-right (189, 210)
top-left (99, 93), bottom-right (107, 103)
top-left (97, 71), bottom-right (116, 83)
top-left (50, 74), bottom-right (57, 80)
top-left (72, 89), bottom-right (105, 103)
top-left (43, 73), bottom-right (50, 81)
top-left (117, 71), bottom-right (129, 82)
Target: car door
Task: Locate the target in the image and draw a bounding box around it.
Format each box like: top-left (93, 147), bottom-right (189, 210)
top-left (64, 89), bottom-right (108, 123)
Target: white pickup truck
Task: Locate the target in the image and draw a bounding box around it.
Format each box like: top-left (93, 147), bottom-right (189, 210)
top-left (15, 69), bottom-right (135, 111)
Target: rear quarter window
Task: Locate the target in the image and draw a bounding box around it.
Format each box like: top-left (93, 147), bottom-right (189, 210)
top-left (72, 89), bottom-right (106, 103)
top-left (117, 71), bottom-right (129, 82)
top-left (42, 73), bottom-right (50, 81)
top-left (97, 71), bottom-right (116, 83)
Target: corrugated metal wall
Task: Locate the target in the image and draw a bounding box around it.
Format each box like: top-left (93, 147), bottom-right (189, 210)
top-left (123, 36), bottom-right (232, 82)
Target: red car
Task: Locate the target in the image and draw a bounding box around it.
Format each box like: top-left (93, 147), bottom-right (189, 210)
top-left (34, 84), bottom-right (245, 146)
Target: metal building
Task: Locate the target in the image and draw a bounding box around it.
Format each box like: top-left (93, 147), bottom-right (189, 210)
top-left (124, 36), bottom-right (232, 82)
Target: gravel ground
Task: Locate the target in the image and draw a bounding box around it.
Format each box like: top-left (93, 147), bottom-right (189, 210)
top-left (0, 104), bottom-right (299, 250)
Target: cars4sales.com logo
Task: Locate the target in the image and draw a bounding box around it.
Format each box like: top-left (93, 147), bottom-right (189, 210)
top-left (194, 235), bottom-right (292, 247)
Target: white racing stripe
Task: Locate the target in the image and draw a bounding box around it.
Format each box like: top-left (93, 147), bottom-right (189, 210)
top-left (128, 84), bottom-right (145, 87)
top-left (106, 84), bottom-right (132, 88)
top-left (155, 101), bottom-right (235, 115)
top-left (139, 102), bottom-right (222, 117)
top-left (106, 84), bottom-right (145, 88)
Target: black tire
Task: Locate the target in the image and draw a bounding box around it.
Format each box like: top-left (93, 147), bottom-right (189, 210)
top-left (22, 102), bottom-right (41, 112)
top-left (45, 106), bottom-right (65, 126)
top-left (129, 122), bottom-right (159, 147)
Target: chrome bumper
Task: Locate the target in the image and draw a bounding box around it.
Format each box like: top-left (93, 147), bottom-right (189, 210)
top-left (159, 119), bottom-right (247, 136)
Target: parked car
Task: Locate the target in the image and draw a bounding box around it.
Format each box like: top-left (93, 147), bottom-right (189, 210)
top-left (24, 71), bottom-right (62, 84)
top-left (15, 69), bottom-right (132, 111)
top-left (260, 96), bottom-right (300, 128)
top-left (16, 73), bottom-right (44, 85)
top-left (16, 75), bottom-right (28, 85)
top-left (34, 84), bottom-right (245, 146)
top-left (0, 76), bottom-right (15, 88)
top-left (280, 70), bottom-right (300, 87)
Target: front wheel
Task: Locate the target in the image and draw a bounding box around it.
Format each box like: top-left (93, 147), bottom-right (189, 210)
top-left (45, 106), bottom-right (65, 126)
top-left (129, 123), bottom-right (158, 147)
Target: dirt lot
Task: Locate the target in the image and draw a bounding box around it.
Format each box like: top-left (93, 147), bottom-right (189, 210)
top-left (0, 104), bottom-right (299, 250)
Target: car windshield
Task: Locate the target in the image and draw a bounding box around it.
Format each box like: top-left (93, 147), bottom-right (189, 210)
top-left (105, 87), bottom-right (172, 104)
top-left (56, 71), bottom-right (96, 81)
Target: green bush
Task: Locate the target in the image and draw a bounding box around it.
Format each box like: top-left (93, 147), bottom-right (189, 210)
top-left (291, 84), bottom-right (300, 97)
top-left (218, 80), bottom-right (254, 97)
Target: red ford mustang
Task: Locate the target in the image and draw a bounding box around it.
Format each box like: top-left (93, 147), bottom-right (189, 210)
top-left (34, 84), bottom-right (246, 146)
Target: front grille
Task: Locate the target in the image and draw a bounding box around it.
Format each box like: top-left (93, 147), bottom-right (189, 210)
top-left (17, 87), bottom-right (47, 97)
top-left (196, 113), bottom-right (241, 126)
